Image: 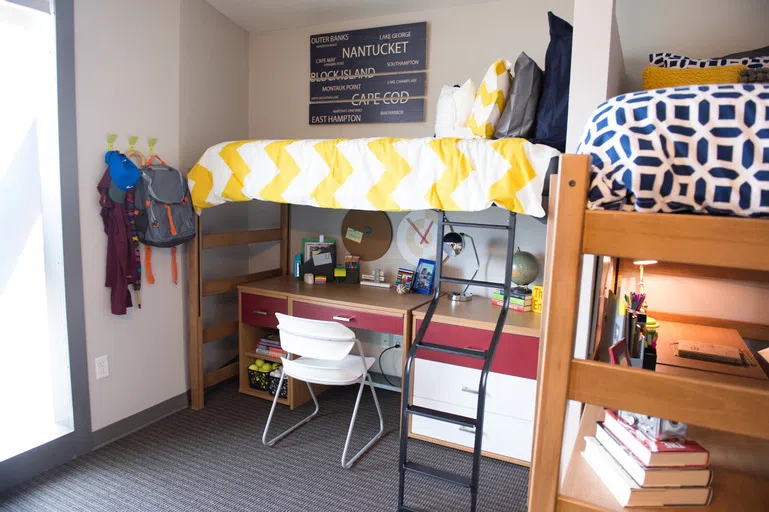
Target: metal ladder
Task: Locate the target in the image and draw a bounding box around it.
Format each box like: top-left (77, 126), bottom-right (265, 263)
top-left (398, 210), bottom-right (518, 512)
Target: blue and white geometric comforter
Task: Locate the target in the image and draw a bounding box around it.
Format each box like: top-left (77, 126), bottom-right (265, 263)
top-left (577, 84), bottom-right (769, 217)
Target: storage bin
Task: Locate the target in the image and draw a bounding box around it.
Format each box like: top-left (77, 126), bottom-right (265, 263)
top-left (248, 368), bottom-right (271, 391)
top-left (268, 370), bottom-right (288, 398)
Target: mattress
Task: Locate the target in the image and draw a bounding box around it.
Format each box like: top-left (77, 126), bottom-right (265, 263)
top-left (579, 84), bottom-right (769, 217)
top-left (188, 137), bottom-right (560, 216)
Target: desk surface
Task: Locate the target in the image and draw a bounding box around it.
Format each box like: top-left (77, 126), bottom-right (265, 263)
top-left (413, 298), bottom-right (541, 337)
top-left (656, 321), bottom-right (767, 381)
top-left (239, 276), bottom-right (433, 314)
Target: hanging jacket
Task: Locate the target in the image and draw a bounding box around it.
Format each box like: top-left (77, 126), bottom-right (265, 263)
top-left (98, 169), bottom-right (138, 315)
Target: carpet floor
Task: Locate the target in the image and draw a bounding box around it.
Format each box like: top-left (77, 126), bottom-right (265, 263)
top-left (0, 381), bottom-right (529, 511)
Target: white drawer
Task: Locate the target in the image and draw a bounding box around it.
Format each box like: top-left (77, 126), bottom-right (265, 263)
top-left (413, 359), bottom-right (536, 421)
top-left (411, 396), bottom-right (533, 463)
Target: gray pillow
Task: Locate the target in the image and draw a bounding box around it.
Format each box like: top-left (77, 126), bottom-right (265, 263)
top-left (494, 52), bottom-right (544, 139)
top-left (720, 45), bottom-right (769, 59)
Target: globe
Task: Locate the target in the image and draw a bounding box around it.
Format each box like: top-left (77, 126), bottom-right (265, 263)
top-left (511, 248), bottom-right (539, 289)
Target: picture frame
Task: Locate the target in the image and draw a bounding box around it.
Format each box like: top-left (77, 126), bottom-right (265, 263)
top-left (301, 237), bottom-right (336, 279)
top-left (608, 338), bottom-right (632, 367)
top-left (412, 258), bottom-right (436, 295)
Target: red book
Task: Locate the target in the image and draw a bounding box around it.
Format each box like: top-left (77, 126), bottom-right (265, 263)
top-left (603, 410), bottom-right (709, 467)
top-left (491, 299), bottom-right (531, 311)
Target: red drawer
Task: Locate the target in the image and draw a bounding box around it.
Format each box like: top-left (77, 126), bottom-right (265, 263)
top-left (292, 301), bottom-right (402, 335)
top-left (241, 293), bottom-right (287, 329)
top-left (414, 320), bottom-right (539, 379)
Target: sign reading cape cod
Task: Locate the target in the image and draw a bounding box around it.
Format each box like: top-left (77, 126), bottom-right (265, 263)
top-left (309, 22), bottom-right (427, 125)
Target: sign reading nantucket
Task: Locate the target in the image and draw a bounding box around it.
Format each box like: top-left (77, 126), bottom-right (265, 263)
top-left (309, 22), bottom-right (427, 125)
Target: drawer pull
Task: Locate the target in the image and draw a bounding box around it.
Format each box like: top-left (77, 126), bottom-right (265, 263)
top-left (461, 386), bottom-right (479, 395)
top-left (332, 315), bottom-right (353, 322)
top-left (459, 426), bottom-right (476, 434)
top-left (253, 310), bottom-right (268, 316)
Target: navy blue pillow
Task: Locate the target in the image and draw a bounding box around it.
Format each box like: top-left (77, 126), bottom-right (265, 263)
top-left (533, 12), bottom-right (573, 152)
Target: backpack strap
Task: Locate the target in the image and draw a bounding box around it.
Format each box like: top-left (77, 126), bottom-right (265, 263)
top-left (147, 154), bottom-right (167, 167)
top-left (172, 246), bottom-right (178, 285)
top-left (145, 245), bottom-right (155, 284)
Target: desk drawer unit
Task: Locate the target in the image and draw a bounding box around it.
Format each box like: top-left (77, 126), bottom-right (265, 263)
top-left (410, 319), bottom-right (539, 464)
top-left (413, 319), bottom-right (538, 378)
top-left (292, 301), bottom-right (402, 335)
top-left (411, 396), bottom-right (534, 463)
top-left (241, 293), bottom-right (288, 329)
top-left (413, 359), bottom-right (536, 421)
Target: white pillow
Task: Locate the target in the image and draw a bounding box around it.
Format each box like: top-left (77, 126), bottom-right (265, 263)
top-left (434, 79), bottom-right (476, 138)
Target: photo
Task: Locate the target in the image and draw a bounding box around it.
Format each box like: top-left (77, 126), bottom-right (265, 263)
top-left (608, 338), bottom-right (632, 367)
top-left (412, 258), bottom-right (436, 295)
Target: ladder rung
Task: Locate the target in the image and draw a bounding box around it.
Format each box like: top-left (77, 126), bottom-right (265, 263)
top-left (439, 276), bottom-right (505, 289)
top-left (417, 342), bottom-right (486, 359)
top-left (443, 220), bottom-right (509, 230)
top-left (407, 405), bottom-right (477, 428)
top-left (403, 461), bottom-right (473, 488)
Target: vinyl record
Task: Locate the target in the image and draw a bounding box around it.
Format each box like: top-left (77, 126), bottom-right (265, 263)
top-left (341, 210), bottom-right (393, 261)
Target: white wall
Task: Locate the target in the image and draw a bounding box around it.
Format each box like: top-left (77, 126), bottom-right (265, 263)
top-left (75, 0), bottom-right (252, 431)
top-left (616, 0), bottom-right (769, 92)
top-left (565, 0), bottom-right (624, 152)
top-left (250, 0), bottom-right (573, 139)
top-left (249, 0), bottom-right (574, 292)
top-left (179, 0), bottom-right (259, 375)
top-left (613, 0), bottom-right (769, 327)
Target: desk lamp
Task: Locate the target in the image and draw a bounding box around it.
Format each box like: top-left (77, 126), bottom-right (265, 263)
top-left (443, 231), bottom-right (479, 302)
top-left (633, 259), bottom-right (657, 295)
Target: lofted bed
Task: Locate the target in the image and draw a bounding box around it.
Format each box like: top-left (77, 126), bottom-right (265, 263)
top-left (186, 135), bottom-right (560, 410)
top-left (529, 83), bottom-right (769, 511)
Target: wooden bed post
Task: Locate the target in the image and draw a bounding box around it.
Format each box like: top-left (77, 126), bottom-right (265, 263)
top-left (280, 204), bottom-right (290, 275)
top-left (528, 155), bottom-right (591, 511)
top-left (189, 214), bottom-right (204, 410)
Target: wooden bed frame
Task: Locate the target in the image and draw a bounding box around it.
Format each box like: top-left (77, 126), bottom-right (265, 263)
top-left (188, 204), bottom-right (290, 410)
top-left (529, 155), bottom-right (769, 510)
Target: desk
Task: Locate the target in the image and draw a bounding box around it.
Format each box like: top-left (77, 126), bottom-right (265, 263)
top-left (655, 322), bottom-right (767, 382)
top-left (237, 276), bottom-right (432, 409)
top-left (409, 299), bottom-right (541, 466)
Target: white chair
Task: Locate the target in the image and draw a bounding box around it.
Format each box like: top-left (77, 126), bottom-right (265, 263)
top-left (262, 313), bottom-right (385, 468)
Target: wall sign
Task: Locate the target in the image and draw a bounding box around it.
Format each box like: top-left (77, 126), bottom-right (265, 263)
top-left (310, 99), bottom-right (425, 125)
top-left (310, 72), bottom-right (426, 102)
top-left (309, 22), bottom-right (427, 125)
top-left (310, 22), bottom-right (427, 79)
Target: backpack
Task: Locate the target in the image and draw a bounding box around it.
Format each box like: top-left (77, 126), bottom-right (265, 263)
top-left (134, 156), bottom-right (196, 284)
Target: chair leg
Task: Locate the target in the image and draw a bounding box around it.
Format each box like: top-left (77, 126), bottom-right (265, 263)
top-left (341, 373), bottom-right (385, 469)
top-left (262, 376), bottom-right (319, 447)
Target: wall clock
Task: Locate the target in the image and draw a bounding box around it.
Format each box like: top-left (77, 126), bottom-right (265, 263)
top-left (396, 210), bottom-right (440, 267)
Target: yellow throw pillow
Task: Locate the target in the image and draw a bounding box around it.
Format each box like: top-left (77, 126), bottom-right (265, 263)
top-left (642, 64), bottom-right (745, 90)
top-left (468, 59), bottom-right (512, 138)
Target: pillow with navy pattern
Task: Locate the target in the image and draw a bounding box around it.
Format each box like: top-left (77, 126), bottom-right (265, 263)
top-left (577, 84), bottom-right (769, 218)
top-left (650, 52), bottom-right (769, 69)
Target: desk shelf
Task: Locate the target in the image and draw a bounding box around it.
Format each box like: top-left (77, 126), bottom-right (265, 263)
top-left (244, 351), bottom-right (283, 364)
top-left (238, 386), bottom-right (289, 406)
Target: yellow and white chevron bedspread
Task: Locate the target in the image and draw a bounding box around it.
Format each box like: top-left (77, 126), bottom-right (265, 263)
top-left (188, 137), bottom-right (559, 217)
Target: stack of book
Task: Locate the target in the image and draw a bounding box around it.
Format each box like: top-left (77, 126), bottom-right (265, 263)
top-left (255, 332), bottom-right (286, 359)
top-left (491, 287), bottom-right (532, 312)
top-left (582, 410), bottom-right (713, 507)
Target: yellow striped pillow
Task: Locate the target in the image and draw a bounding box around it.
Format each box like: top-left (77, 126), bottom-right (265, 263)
top-left (468, 59), bottom-right (512, 138)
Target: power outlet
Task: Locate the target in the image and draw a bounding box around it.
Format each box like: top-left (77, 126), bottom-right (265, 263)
top-left (95, 355), bottom-right (109, 380)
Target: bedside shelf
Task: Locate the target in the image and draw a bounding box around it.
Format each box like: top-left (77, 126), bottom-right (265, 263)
top-left (560, 404), bottom-right (769, 511)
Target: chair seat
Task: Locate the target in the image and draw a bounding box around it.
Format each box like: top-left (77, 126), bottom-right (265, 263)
top-left (282, 354), bottom-right (375, 386)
